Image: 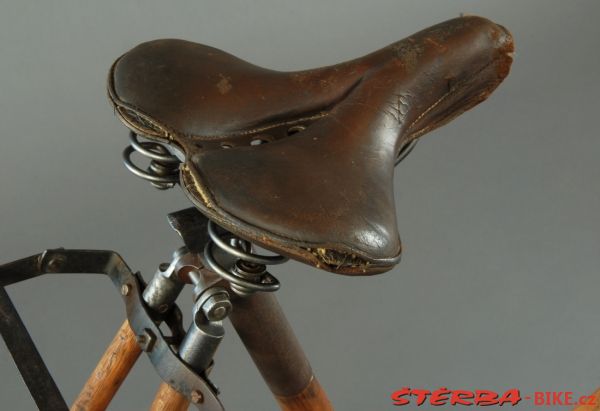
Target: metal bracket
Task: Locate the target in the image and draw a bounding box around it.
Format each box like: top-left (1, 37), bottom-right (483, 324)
top-left (0, 249), bottom-right (224, 411)
top-left (0, 286), bottom-right (68, 411)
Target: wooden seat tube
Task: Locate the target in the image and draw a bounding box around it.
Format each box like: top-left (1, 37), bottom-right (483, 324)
top-left (229, 292), bottom-right (334, 411)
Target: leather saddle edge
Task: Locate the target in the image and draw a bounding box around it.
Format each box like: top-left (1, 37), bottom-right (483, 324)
top-left (179, 163), bottom-right (402, 275)
top-left (107, 55), bottom-right (402, 275)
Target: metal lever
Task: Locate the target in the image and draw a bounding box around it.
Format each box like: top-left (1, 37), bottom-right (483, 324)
top-left (0, 250), bottom-right (225, 411)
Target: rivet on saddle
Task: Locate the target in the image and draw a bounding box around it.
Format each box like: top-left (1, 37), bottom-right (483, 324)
top-left (108, 16), bottom-right (514, 275)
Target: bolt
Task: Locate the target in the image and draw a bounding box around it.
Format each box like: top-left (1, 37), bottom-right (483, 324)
top-left (46, 254), bottom-right (67, 273)
top-left (200, 293), bottom-right (232, 321)
top-left (157, 303), bottom-right (169, 313)
top-left (188, 270), bottom-right (202, 285)
top-left (213, 306), bottom-right (227, 319)
top-left (137, 329), bottom-right (156, 352)
top-left (190, 390), bottom-right (203, 404)
top-left (121, 283), bottom-right (132, 296)
top-left (235, 260), bottom-right (265, 276)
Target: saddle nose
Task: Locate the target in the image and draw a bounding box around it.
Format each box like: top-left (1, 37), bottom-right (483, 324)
top-left (382, 16), bottom-right (515, 146)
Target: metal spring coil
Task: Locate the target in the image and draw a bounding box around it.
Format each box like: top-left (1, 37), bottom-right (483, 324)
top-left (122, 131), bottom-right (181, 189)
top-left (204, 220), bottom-right (287, 296)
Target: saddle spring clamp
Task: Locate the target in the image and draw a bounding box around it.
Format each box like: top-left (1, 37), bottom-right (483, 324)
top-left (203, 220), bottom-right (287, 296)
top-left (122, 131), bottom-right (181, 189)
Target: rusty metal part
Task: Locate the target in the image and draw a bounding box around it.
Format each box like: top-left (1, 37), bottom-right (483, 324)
top-left (178, 315), bottom-right (225, 374)
top-left (142, 249), bottom-right (187, 312)
top-left (167, 207), bottom-right (211, 254)
top-left (0, 250), bottom-right (224, 411)
top-left (137, 328), bottom-right (158, 352)
top-left (169, 208), bottom-right (285, 296)
top-left (198, 288), bottom-right (232, 321)
top-left (204, 220), bottom-right (285, 296)
top-left (178, 270), bottom-right (230, 374)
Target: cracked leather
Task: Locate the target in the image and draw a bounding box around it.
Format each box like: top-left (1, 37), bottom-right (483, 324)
top-left (108, 16), bottom-right (514, 275)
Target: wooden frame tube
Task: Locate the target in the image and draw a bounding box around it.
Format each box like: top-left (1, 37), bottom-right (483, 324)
top-left (150, 382), bottom-right (190, 411)
top-left (71, 320), bottom-right (142, 411)
top-left (229, 292), bottom-right (333, 411)
top-left (573, 387), bottom-right (600, 411)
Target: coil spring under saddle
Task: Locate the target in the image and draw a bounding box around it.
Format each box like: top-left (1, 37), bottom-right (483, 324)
top-left (204, 220), bottom-right (288, 296)
top-left (122, 131), bottom-right (181, 189)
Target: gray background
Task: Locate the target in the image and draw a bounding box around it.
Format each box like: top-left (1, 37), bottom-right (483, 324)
top-left (1, 1), bottom-right (599, 410)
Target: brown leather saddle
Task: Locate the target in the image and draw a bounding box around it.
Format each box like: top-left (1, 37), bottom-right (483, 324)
top-left (108, 16), bottom-right (513, 276)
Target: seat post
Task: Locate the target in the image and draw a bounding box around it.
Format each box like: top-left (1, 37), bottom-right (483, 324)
top-left (228, 291), bottom-right (334, 411)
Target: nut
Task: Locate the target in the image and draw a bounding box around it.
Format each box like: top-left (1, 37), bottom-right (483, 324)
top-left (46, 254), bottom-right (67, 273)
top-left (190, 390), bottom-right (203, 404)
top-left (200, 292), bottom-right (232, 321)
top-left (137, 328), bottom-right (156, 352)
top-left (121, 283), bottom-right (132, 296)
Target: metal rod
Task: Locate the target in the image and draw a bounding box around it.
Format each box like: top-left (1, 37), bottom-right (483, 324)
top-left (0, 286), bottom-right (68, 411)
top-left (228, 292), bottom-right (333, 410)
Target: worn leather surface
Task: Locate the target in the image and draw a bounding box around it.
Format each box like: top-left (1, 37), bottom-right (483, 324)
top-left (108, 16), bottom-right (514, 275)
